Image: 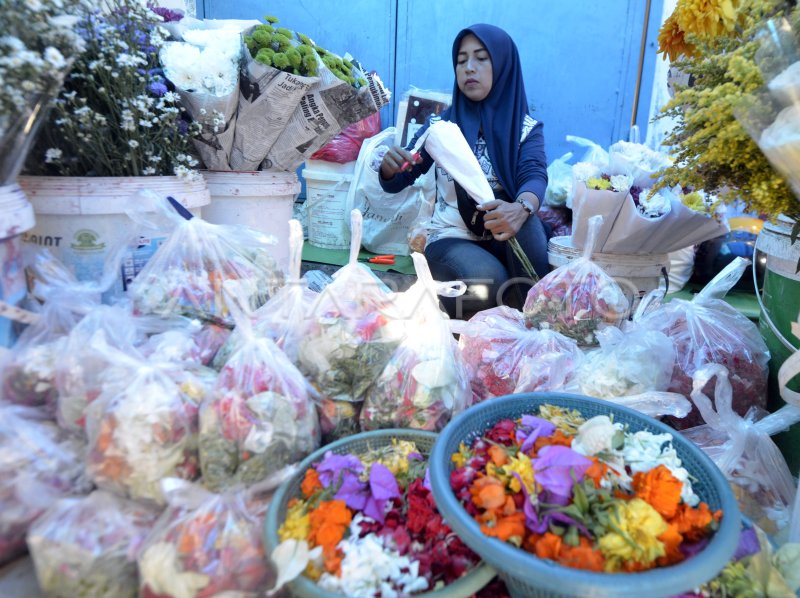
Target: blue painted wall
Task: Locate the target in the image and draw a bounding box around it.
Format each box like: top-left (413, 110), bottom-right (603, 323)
top-left (202, 0), bottom-right (663, 163)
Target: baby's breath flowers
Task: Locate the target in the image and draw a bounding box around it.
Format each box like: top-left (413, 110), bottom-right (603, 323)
top-left (26, 0), bottom-right (202, 179)
top-left (0, 0), bottom-right (85, 184)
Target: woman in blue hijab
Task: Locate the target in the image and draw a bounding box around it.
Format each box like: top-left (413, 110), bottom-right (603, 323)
top-left (380, 24), bottom-right (549, 319)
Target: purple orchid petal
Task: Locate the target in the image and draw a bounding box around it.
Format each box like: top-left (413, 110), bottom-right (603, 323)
top-left (316, 451), bottom-right (364, 487)
top-left (733, 526), bottom-right (760, 561)
top-left (532, 446), bottom-right (591, 500)
top-left (423, 467), bottom-right (432, 492)
top-left (369, 463), bottom-right (400, 501)
top-left (680, 537), bottom-right (710, 559)
top-left (333, 473), bottom-right (368, 510)
top-left (516, 416), bottom-right (556, 454)
top-left (408, 452), bottom-right (424, 461)
top-left (513, 472), bottom-right (546, 534)
top-left (363, 496), bottom-right (386, 523)
top-left (541, 489), bottom-right (571, 507)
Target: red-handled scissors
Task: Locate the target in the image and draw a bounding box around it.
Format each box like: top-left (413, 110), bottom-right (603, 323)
top-left (360, 255), bottom-right (395, 265)
top-left (400, 152), bottom-right (422, 171)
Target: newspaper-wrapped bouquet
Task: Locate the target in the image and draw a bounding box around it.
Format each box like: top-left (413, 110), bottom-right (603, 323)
top-left (162, 16), bottom-right (390, 172)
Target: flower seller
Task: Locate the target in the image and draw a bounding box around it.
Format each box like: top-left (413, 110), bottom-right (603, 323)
top-left (379, 23), bottom-right (549, 319)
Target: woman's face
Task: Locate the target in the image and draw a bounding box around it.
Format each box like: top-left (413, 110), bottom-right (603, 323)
top-left (456, 33), bottom-right (493, 102)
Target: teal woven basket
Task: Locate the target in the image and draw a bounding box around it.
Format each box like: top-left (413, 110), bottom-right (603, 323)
top-left (264, 428), bottom-right (497, 597)
top-left (429, 392), bottom-right (741, 598)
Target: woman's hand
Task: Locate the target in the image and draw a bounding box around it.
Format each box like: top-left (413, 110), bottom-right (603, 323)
top-left (478, 200), bottom-right (528, 241)
top-left (379, 146), bottom-right (421, 180)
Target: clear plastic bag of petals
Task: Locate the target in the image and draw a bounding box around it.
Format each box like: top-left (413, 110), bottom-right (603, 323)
top-left (128, 196), bottom-right (284, 326)
top-left (523, 215), bottom-right (630, 346)
top-left (0, 403), bottom-right (91, 566)
top-left (199, 282), bottom-right (320, 492)
top-left (137, 316), bottom-right (232, 368)
top-left (567, 320), bottom-right (692, 419)
top-left (360, 252), bottom-right (471, 431)
top-left (213, 220), bottom-right (317, 368)
top-left (54, 305), bottom-right (144, 435)
top-left (297, 210), bottom-right (402, 442)
top-left (138, 479), bottom-right (276, 598)
top-left (683, 365), bottom-right (800, 535)
top-left (1, 248), bottom-right (113, 415)
top-left (84, 338), bottom-right (202, 505)
top-left (636, 257), bottom-right (770, 429)
top-left (457, 306), bottom-right (584, 403)
top-left (27, 490), bottom-right (160, 598)
top-left (574, 324), bottom-right (676, 399)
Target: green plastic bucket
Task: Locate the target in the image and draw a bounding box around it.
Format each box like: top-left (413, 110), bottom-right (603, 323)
top-left (755, 215), bottom-right (800, 471)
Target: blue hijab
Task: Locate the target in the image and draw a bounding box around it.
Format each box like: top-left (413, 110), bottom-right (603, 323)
top-left (442, 24), bottom-right (529, 198)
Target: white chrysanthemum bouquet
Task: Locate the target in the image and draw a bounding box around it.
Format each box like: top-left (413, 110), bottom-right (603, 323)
top-left (568, 136), bottom-right (728, 255)
top-left (159, 26), bottom-right (243, 171)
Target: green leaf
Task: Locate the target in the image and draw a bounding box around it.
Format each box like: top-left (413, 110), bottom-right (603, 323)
top-left (564, 526), bottom-right (580, 547)
top-left (573, 480), bottom-right (589, 514)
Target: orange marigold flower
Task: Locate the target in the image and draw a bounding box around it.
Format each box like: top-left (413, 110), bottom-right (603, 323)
top-left (675, 0), bottom-right (739, 40)
top-left (633, 464), bottom-right (683, 519)
top-left (559, 537), bottom-right (606, 572)
top-left (657, 11), bottom-right (695, 61)
top-left (322, 545), bottom-right (344, 575)
top-left (533, 429), bottom-right (573, 453)
top-left (301, 468), bottom-right (322, 498)
top-left (534, 532), bottom-right (563, 561)
top-left (481, 511), bottom-right (526, 543)
top-left (671, 501), bottom-right (715, 543)
top-left (523, 532), bottom-right (543, 554)
top-left (584, 457), bottom-right (609, 488)
top-left (309, 500), bottom-right (352, 550)
top-left (656, 523), bottom-right (685, 567)
top-left (470, 476), bottom-right (507, 511)
top-left (488, 444), bottom-right (510, 467)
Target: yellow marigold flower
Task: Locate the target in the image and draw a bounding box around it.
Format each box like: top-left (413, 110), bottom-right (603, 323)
top-left (675, 0), bottom-right (740, 40)
top-left (658, 12), bottom-right (696, 61)
top-left (363, 439), bottom-right (419, 475)
top-left (504, 452), bottom-right (536, 495)
top-left (598, 498), bottom-right (668, 572)
top-left (538, 405), bottom-right (584, 435)
top-left (278, 500), bottom-right (310, 542)
top-left (451, 442), bottom-right (471, 468)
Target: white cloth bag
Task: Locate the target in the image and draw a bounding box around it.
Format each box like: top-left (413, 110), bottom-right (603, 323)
top-left (345, 127), bottom-right (435, 255)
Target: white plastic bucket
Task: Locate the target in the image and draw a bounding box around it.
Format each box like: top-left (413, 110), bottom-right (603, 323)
top-left (18, 175), bottom-right (209, 295)
top-left (201, 170), bottom-right (300, 270)
top-left (547, 235), bottom-right (670, 312)
top-left (0, 184), bottom-right (36, 347)
top-left (302, 160), bottom-right (355, 250)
